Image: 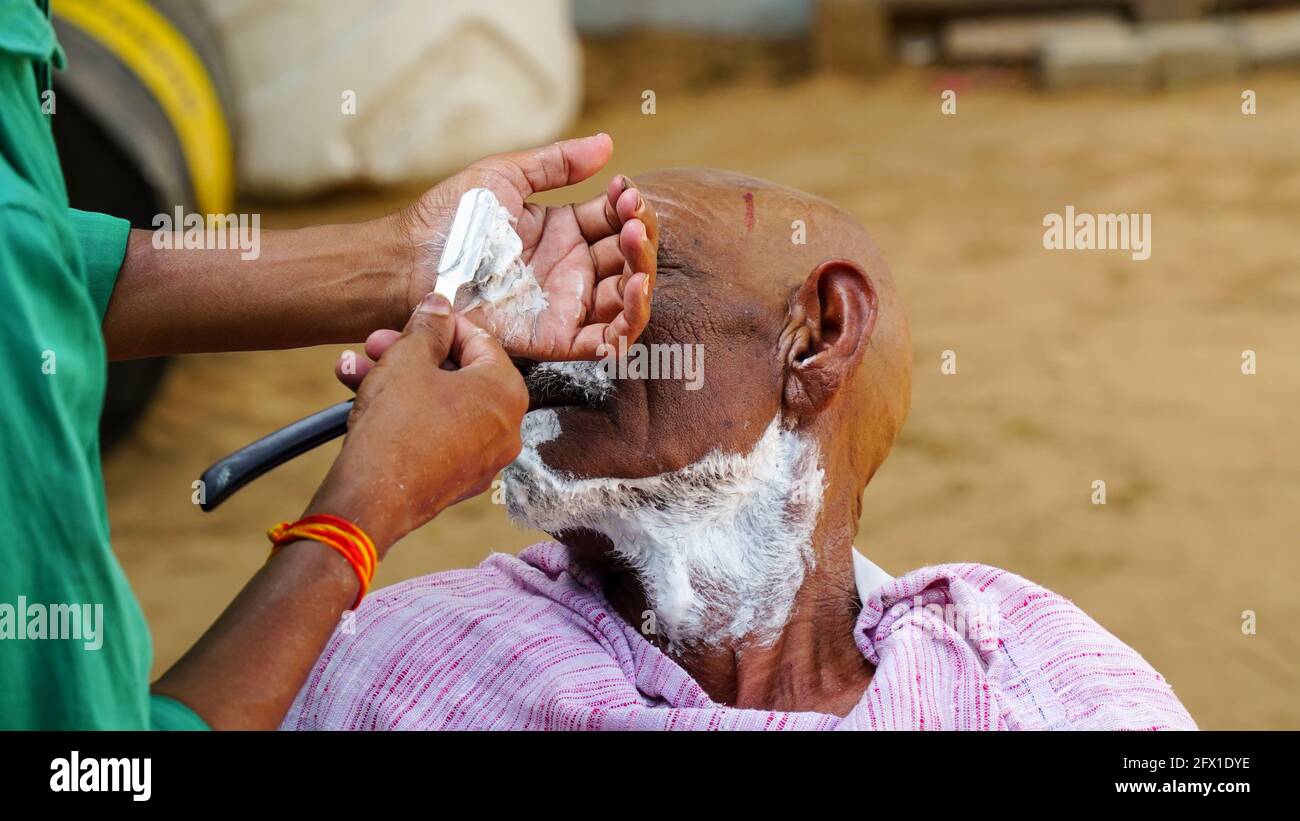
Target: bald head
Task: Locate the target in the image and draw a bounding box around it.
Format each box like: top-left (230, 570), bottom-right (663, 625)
top-left (523, 167), bottom-right (911, 496)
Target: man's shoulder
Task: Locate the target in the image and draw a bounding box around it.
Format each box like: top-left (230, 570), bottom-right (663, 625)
top-left (352, 545), bottom-right (561, 626)
top-left (280, 543), bottom-right (633, 730)
top-left (876, 561), bottom-right (1120, 637)
top-left (363, 542), bottom-right (575, 608)
top-left (867, 562), bottom-right (1197, 730)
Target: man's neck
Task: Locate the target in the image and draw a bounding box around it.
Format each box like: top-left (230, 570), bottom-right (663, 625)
top-left (602, 541), bottom-right (873, 717)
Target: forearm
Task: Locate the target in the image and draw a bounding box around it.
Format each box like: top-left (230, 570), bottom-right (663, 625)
top-left (151, 471), bottom-right (409, 730)
top-left (150, 538), bottom-right (365, 730)
top-left (104, 218), bottom-right (414, 359)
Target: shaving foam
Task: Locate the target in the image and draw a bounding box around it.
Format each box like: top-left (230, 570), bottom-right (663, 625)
top-left (461, 198), bottom-right (546, 311)
top-left (504, 411), bottom-right (824, 651)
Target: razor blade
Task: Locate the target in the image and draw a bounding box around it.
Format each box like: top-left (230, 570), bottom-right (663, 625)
top-left (434, 187), bottom-right (515, 305)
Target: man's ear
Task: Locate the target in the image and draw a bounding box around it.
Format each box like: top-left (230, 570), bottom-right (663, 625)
top-left (783, 259), bottom-right (878, 421)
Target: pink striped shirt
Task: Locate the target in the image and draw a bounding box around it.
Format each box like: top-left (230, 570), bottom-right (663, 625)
top-left (282, 542), bottom-right (1195, 730)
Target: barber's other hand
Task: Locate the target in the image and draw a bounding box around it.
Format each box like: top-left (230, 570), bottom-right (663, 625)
top-left (394, 134), bottom-right (658, 361)
top-left (308, 293), bottom-right (527, 554)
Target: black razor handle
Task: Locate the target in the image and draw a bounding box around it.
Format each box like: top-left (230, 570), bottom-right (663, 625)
top-left (198, 400), bottom-right (353, 511)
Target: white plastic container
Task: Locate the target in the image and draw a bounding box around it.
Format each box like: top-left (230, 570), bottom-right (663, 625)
top-left (200, 0), bottom-right (581, 195)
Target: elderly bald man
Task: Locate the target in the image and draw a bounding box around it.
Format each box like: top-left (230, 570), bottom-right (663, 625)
top-left (283, 169), bottom-right (1195, 731)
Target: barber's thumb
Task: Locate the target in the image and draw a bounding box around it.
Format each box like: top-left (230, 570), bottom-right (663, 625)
top-left (402, 292), bottom-right (456, 364)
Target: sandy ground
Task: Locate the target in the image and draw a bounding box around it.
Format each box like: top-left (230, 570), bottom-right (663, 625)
top-left (104, 68), bottom-right (1300, 729)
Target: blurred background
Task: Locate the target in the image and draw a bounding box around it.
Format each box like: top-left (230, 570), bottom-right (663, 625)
top-left (54, 0), bottom-right (1300, 729)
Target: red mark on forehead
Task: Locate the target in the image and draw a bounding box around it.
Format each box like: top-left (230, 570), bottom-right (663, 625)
top-left (743, 192), bottom-right (755, 232)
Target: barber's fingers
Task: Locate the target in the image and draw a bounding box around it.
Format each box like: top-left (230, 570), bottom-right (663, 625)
top-left (483, 134), bottom-right (613, 200)
top-left (592, 191), bottom-right (655, 296)
top-left (449, 315), bottom-right (513, 373)
top-left (621, 217), bottom-right (655, 284)
top-left (567, 272), bottom-right (652, 358)
top-left (589, 237), bottom-right (624, 280)
top-left (617, 183), bottom-right (657, 248)
top-left (590, 216), bottom-right (649, 280)
top-left (364, 328), bottom-right (401, 361)
top-left (617, 193), bottom-right (657, 303)
top-left (335, 327), bottom-right (402, 390)
top-left (592, 273), bottom-right (624, 324)
top-left (335, 351), bottom-right (369, 391)
top-left (336, 310), bottom-right (496, 394)
top-left (449, 316), bottom-right (528, 418)
top-left (384, 292), bottom-right (456, 369)
top-left (572, 176), bottom-right (630, 243)
top-left (608, 272), bottom-right (653, 346)
top-left (589, 233), bottom-right (627, 280)
top-left (593, 218), bottom-right (654, 322)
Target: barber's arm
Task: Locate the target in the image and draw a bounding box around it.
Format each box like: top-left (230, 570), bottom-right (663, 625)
top-left (151, 294), bottom-right (524, 729)
top-left (101, 133), bottom-right (657, 362)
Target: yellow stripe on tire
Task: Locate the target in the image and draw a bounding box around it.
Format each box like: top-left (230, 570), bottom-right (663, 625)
top-left (52, 0), bottom-right (234, 216)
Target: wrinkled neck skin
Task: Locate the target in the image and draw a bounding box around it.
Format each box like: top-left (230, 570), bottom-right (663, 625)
top-left (503, 408), bottom-right (873, 716)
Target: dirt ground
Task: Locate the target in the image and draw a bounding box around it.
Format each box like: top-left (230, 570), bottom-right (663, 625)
top-left (104, 68), bottom-right (1300, 729)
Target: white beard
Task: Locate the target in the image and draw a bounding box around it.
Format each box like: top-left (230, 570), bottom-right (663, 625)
top-left (502, 406), bottom-right (824, 651)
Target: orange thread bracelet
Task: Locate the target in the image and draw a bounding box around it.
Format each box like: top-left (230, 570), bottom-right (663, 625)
top-left (267, 514), bottom-right (378, 610)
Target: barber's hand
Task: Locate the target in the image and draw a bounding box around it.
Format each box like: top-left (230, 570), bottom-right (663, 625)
top-left (394, 134), bottom-right (659, 360)
top-left (307, 293), bottom-right (528, 554)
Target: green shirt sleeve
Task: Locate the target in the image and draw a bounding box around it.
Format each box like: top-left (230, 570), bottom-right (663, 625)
top-left (149, 694), bottom-right (211, 731)
top-left (67, 207), bottom-right (129, 321)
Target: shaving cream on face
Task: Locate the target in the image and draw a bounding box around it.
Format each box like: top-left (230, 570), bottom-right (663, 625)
top-left (504, 410), bottom-right (825, 651)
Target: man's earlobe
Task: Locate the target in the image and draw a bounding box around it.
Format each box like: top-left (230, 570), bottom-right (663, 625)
top-left (783, 259), bottom-right (878, 419)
